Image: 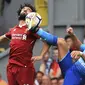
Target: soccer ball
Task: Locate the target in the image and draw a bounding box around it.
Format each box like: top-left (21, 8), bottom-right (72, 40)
top-left (25, 12), bottom-right (42, 30)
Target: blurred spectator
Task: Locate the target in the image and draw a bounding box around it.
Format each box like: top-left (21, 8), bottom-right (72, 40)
top-left (57, 77), bottom-right (64, 85)
top-left (49, 47), bottom-right (61, 78)
top-left (34, 80), bottom-right (39, 85)
top-left (0, 48), bottom-right (9, 59)
top-left (52, 47), bottom-right (58, 62)
top-left (64, 34), bottom-right (77, 51)
top-left (35, 71), bottom-right (44, 85)
top-left (51, 77), bottom-right (58, 85)
top-left (0, 48), bottom-right (5, 53)
top-left (39, 51), bottom-right (52, 75)
top-left (0, 73), bottom-right (8, 85)
top-left (41, 75), bottom-right (51, 85)
top-left (83, 35), bottom-right (85, 44)
top-left (64, 34), bottom-right (78, 62)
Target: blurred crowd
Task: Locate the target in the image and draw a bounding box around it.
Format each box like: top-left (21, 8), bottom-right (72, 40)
top-left (0, 73), bottom-right (7, 85)
top-left (34, 46), bottom-right (64, 85)
top-left (34, 33), bottom-right (79, 85)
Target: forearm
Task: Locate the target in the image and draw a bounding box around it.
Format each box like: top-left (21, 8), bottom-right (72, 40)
top-left (70, 33), bottom-right (82, 50)
top-left (0, 35), bottom-right (9, 43)
top-left (31, 42), bottom-right (50, 62)
top-left (36, 29), bottom-right (58, 46)
top-left (39, 63), bottom-right (46, 73)
top-left (40, 42), bottom-right (50, 58)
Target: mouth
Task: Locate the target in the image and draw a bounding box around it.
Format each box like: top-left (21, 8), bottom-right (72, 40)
top-left (18, 13), bottom-right (27, 20)
top-left (21, 12), bottom-right (27, 15)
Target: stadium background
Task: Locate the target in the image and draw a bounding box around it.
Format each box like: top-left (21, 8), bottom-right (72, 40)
top-left (0, 0), bottom-right (85, 81)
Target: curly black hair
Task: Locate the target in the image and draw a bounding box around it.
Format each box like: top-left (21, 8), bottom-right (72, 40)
top-left (17, 3), bottom-right (36, 16)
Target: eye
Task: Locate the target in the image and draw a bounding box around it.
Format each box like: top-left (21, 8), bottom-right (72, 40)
top-left (24, 10), bottom-right (27, 12)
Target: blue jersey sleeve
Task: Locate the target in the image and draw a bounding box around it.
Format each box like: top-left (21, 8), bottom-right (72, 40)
top-left (80, 44), bottom-right (85, 52)
top-left (37, 29), bottom-right (58, 46)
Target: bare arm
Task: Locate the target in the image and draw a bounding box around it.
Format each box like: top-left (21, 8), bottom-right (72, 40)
top-left (67, 27), bottom-right (82, 50)
top-left (40, 41), bottom-right (50, 58)
top-left (31, 41), bottom-right (50, 62)
top-left (0, 35), bottom-right (9, 43)
top-left (39, 63), bottom-right (46, 73)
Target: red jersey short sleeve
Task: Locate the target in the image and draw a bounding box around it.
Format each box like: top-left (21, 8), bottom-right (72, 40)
top-left (5, 28), bottom-right (12, 39)
top-left (32, 33), bottom-right (40, 39)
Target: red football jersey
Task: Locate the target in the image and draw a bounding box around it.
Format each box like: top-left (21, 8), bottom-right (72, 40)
top-left (5, 25), bottom-right (39, 67)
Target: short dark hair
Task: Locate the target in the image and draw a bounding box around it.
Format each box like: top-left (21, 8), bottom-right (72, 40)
top-left (52, 46), bottom-right (58, 51)
top-left (17, 3), bottom-right (36, 16)
top-left (64, 34), bottom-right (72, 40)
top-left (57, 76), bottom-right (64, 80)
top-left (51, 77), bottom-right (58, 81)
top-left (36, 71), bottom-right (44, 76)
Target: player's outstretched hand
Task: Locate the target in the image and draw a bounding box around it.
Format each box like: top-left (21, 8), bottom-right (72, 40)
top-left (71, 51), bottom-right (81, 60)
top-left (66, 27), bottom-right (74, 35)
top-left (31, 56), bottom-right (42, 63)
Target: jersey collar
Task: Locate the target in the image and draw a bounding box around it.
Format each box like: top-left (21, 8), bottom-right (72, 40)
top-left (19, 23), bottom-right (26, 28)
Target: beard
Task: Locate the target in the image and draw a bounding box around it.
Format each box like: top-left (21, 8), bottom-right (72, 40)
top-left (18, 13), bottom-right (27, 21)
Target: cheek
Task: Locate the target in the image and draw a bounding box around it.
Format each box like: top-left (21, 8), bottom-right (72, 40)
top-left (20, 11), bottom-right (23, 14)
top-left (67, 41), bottom-right (72, 45)
top-left (69, 42), bottom-right (73, 47)
top-left (27, 11), bottom-right (32, 14)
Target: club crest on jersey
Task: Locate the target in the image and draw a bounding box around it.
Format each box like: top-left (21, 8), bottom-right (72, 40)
top-left (22, 34), bottom-right (27, 40)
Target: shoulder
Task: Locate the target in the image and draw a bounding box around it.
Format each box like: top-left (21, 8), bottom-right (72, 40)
top-left (28, 31), bottom-right (40, 39)
top-left (8, 26), bottom-right (17, 32)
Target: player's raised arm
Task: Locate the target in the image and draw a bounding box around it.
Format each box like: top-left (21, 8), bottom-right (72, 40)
top-left (66, 27), bottom-right (82, 50)
top-left (40, 41), bottom-right (50, 57)
top-left (31, 41), bottom-right (50, 62)
top-left (0, 34), bottom-right (9, 43)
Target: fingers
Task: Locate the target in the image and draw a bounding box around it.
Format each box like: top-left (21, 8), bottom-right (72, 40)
top-left (71, 51), bottom-right (80, 60)
top-left (31, 57), bottom-right (40, 63)
top-left (31, 57), bottom-right (36, 63)
top-left (71, 51), bottom-right (77, 58)
top-left (31, 56), bottom-right (42, 63)
top-left (75, 55), bottom-right (80, 60)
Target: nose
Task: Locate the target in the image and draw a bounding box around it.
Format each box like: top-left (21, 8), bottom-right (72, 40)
top-left (22, 10), bottom-right (27, 14)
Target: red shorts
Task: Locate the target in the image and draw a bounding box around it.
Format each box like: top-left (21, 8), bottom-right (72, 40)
top-left (7, 63), bottom-right (35, 85)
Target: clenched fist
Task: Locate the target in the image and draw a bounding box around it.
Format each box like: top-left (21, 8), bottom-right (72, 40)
top-left (66, 27), bottom-right (74, 35)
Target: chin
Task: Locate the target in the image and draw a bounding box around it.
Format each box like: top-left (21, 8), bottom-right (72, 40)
top-left (18, 13), bottom-right (27, 20)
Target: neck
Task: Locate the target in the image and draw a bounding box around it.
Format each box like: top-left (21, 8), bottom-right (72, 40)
top-left (19, 20), bottom-right (26, 26)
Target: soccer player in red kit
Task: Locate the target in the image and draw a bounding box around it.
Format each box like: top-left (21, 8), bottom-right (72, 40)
top-left (0, 4), bottom-right (49, 85)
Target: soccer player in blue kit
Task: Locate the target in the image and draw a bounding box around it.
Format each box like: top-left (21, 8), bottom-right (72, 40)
top-left (30, 26), bottom-right (85, 85)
